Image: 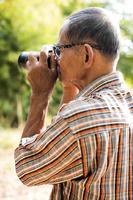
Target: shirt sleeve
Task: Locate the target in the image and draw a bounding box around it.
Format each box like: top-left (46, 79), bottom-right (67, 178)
top-left (14, 116), bottom-right (83, 186)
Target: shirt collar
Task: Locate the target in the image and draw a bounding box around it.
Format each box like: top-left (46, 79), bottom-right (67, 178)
top-left (76, 71), bottom-right (125, 98)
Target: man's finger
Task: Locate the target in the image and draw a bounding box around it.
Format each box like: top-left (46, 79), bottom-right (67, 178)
top-left (28, 53), bottom-right (37, 65)
top-left (39, 51), bottom-right (48, 67)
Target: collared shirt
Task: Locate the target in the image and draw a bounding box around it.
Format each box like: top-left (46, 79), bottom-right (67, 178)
top-left (14, 72), bottom-right (133, 200)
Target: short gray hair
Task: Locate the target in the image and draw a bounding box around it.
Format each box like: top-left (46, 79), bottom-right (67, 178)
top-left (66, 8), bottom-right (120, 59)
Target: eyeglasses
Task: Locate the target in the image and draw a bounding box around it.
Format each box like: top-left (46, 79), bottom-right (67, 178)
top-left (53, 42), bottom-right (101, 58)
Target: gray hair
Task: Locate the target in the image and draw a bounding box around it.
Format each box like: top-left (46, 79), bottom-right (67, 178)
top-left (66, 8), bottom-right (120, 59)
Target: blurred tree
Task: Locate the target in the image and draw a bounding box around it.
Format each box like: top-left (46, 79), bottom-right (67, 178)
top-left (0, 0), bottom-right (63, 127)
top-left (0, 13), bottom-right (23, 127)
top-left (118, 18), bottom-right (133, 86)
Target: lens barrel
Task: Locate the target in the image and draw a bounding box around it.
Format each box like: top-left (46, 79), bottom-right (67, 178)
top-left (18, 52), bottom-right (40, 68)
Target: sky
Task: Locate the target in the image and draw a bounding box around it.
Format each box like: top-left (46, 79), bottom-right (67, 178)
top-left (122, 0), bottom-right (133, 14)
top-left (106, 0), bottom-right (133, 16)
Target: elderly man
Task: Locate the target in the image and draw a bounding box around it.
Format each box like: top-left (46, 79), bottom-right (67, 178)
top-left (15, 7), bottom-right (133, 199)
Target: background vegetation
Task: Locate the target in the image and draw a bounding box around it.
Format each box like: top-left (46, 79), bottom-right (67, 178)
top-left (0, 0), bottom-right (133, 128)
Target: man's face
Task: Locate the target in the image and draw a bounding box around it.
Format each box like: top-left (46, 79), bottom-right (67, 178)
top-left (56, 22), bottom-right (86, 87)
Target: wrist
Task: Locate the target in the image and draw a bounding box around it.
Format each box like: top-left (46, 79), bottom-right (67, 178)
top-left (31, 92), bottom-right (49, 102)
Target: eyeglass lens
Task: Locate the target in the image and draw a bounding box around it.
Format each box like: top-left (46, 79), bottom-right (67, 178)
top-left (53, 47), bottom-right (60, 57)
top-left (56, 47), bottom-right (60, 57)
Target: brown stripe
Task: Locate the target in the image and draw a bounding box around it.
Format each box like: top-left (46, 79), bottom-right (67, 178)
top-left (129, 128), bottom-right (133, 200)
top-left (80, 138), bottom-right (87, 177)
top-left (84, 134), bottom-right (101, 193)
top-left (69, 181), bottom-right (75, 200)
top-left (96, 134), bottom-right (101, 166)
top-left (115, 129), bottom-right (123, 200)
top-left (100, 177), bottom-right (105, 200)
top-left (100, 133), bottom-right (111, 199)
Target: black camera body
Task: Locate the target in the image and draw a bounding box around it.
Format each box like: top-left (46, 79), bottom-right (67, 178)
top-left (18, 45), bottom-right (54, 69)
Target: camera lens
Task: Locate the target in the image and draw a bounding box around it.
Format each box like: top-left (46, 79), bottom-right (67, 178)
top-left (18, 52), bottom-right (29, 67)
top-left (18, 52), bottom-right (39, 68)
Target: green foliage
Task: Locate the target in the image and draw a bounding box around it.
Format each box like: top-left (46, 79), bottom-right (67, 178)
top-left (0, 11), bottom-right (20, 127)
top-left (48, 80), bottom-right (63, 116)
top-left (118, 15), bottom-right (133, 86)
top-left (0, 0), bottom-right (63, 127)
top-left (0, 0), bottom-right (133, 128)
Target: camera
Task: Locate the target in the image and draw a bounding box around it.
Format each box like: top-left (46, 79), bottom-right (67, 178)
top-left (18, 45), bottom-right (55, 69)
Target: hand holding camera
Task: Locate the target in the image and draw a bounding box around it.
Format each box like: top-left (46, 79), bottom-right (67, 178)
top-left (18, 45), bottom-right (58, 96)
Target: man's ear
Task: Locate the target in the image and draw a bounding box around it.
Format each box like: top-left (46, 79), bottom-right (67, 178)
top-left (84, 44), bottom-right (94, 68)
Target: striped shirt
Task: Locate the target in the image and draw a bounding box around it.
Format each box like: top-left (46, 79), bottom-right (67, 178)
top-left (15, 71), bottom-right (133, 200)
